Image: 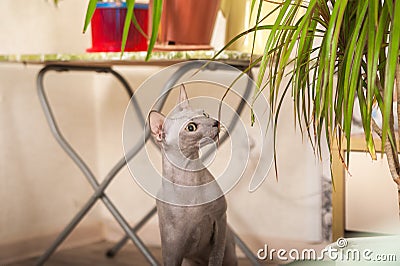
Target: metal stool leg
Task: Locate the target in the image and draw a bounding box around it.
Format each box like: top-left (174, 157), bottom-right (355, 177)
top-left (234, 233), bottom-right (261, 266)
top-left (106, 206), bottom-right (157, 258)
top-left (35, 65), bottom-right (159, 265)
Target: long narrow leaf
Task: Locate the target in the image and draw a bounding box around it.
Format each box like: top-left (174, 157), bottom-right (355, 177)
top-left (341, 1), bottom-right (368, 162)
top-left (366, 0), bottom-right (378, 152)
top-left (250, 0), bottom-right (264, 60)
top-left (249, 0), bottom-right (258, 25)
top-left (346, 24), bottom-right (367, 162)
top-left (146, 0), bottom-right (163, 61)
top-left (131, 7), bottom-right (148, 39)
top-left (357, 80), bottom-right (377, 159)
top-left (121, 0), bottom-right (136, 55)
top-left (83, 0), bottom-right (98, 33)
top-left (257, 0), bottom-right (292, 90)
top-left (382, 0), bottom-right (400, 151)
top-left (326, 0), bottom-right (348, 141)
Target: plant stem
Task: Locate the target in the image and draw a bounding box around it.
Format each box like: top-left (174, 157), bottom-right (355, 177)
top-left (374, 73), bottom-right (400, 217)
top-left (395, 59), bottom-right (400, 216)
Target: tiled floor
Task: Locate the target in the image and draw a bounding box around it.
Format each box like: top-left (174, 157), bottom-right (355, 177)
top-left (7, 241), bottom-right (271, 266)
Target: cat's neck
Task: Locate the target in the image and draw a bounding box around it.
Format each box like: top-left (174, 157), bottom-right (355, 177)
top-left (161, 148), bottom-right (214, 186)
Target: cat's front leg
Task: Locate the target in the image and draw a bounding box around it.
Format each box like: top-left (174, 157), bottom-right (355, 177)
top-left (161, 243), bottom-right (184, 266)
top-left (157, 204), bottom-right (185, 266)
top-left (208, 215), bottom-right (227, 266)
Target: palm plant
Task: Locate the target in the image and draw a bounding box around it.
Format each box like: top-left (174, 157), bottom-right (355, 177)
top-left (232, 0), bottom-right (400, 214)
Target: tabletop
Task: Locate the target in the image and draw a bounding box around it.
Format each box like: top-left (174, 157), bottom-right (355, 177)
top-left (0, 50), bottom-right (256, 67)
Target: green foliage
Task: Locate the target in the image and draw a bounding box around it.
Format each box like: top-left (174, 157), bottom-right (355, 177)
top-left (83, 0), bottom-right (97, 34)
top-left (223, 0), bottom-right (400, 168)
top-left (146, 0), bottom-right (162, 60)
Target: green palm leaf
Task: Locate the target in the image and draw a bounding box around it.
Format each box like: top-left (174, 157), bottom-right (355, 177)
top-left (236, 0), bottom-right (400, 182)
top-left (83, 0), bottom-right (97, 33)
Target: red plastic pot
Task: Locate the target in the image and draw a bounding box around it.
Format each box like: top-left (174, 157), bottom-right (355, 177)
top-left (87, 2), bottom-right (148, 52)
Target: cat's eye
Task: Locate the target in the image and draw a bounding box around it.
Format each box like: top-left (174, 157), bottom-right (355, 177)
top-left (203, 112), bottom-right (210, 118)
top-left (185, 122), bottom-right (197, 132)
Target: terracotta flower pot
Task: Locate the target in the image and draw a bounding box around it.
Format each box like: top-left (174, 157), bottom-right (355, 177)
top-left (150, 0), bottom-right (221, 49)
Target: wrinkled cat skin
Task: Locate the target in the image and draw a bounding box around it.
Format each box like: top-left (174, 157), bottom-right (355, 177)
top-left (149, 85), bottom-right (237, 266)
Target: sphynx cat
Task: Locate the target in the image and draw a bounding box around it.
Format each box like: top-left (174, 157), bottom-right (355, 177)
top-left (149, 85), bottom-right (237, 266)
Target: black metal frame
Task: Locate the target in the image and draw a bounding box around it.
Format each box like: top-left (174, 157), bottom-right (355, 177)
top-left (35, 61), bottom-right (261, 266)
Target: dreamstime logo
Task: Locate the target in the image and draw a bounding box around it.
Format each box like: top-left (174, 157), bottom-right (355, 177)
top-left (336, 237), bottom-right (348, 248)
top-left (122, 60), bottom-right (274, 206)
top-left (257, 237), bottom-right (398, 263)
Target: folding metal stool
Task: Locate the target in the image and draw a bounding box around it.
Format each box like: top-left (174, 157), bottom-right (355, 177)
top-left (35, 61), bottom-right (261, 266)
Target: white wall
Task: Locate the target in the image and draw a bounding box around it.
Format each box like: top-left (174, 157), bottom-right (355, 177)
top-left (0, 1), bottom-right (90, 54)
top-left (0, 0), bottom-right (101, 246)
top-left (346, 152), bottom-right (400, 234)
top-left (0, 0), bottom-right (327, 259)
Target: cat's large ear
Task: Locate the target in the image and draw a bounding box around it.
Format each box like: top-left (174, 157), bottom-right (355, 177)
top-left (149, 111), bottom-right (165, 142)
top-left (177, 84), bottom-right (189, 110)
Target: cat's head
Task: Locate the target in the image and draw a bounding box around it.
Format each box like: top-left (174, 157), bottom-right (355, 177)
top-left (149, 85), bottom-right (219, 158)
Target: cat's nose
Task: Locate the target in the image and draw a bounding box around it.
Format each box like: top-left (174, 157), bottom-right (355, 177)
top-left (213, 121), bottom-right (219, 127)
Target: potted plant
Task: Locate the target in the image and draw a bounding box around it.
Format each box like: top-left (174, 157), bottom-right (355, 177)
top-left (222, 0), bottom-right (400, 219)
top-left (83, 0), bottom-right (221, 58)
top-left (82, 0), bottom-right (149, 52)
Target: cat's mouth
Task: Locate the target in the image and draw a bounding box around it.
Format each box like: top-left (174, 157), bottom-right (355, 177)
top-left (212, 121), bottom-right (220, 140)
top-left (198, 129), bottom-right (219, 148)
top-left (212, 130), bottom-right (220, 140)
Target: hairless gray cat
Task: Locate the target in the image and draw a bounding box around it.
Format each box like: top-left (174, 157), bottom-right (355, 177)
top-left (149, 85), bottom-right (237, 266)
